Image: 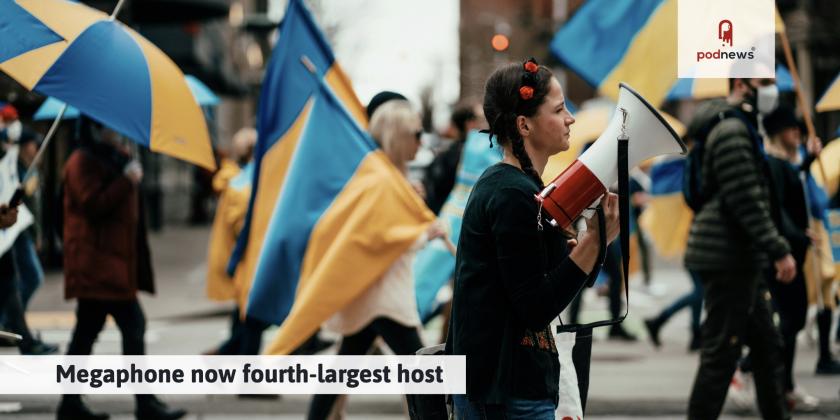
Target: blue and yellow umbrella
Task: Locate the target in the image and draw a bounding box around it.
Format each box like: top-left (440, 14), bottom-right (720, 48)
top-left (0, 0), bottom-right (215, 170)
top-left (817, 72), bottom-right (840, 113)
top-left (666, 64), bottom-right (795, 101)
top-left (33, 75), bottom-right (219, 121)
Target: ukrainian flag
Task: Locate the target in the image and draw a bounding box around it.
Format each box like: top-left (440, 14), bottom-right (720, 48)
top-left (227, 0), bottom-right (365, 314)
top-left (638, 157), bottom-right (693, 258)
top-left (551, 2), bottom-right (785, 106)
top-left (252, 80), bottom-right (433, 355)
top-left (550, 0), bottom-right (677, 105)
top-left (801, 157), bottom-right (837, 306)
top-left (414, 131), bottom-right (501, 321)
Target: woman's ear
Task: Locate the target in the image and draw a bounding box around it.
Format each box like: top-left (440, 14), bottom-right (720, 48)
top-left (516, 115), bottom-right (530, 138)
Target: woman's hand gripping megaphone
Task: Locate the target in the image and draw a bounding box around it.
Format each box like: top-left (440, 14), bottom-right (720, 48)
top-left (568, 192), bottom-right (620, 274)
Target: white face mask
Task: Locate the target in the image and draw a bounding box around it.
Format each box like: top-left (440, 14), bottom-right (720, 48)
top-left (757, 84), bottom-right (779, 115)
top-left (3, 120), bottom-right (22, 143)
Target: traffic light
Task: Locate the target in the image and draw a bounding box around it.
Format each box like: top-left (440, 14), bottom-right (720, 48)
top-left (491, 34), bottom-right (510, 52)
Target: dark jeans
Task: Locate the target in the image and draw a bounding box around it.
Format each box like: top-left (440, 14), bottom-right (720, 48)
top-left (688, 269), bottom-right (788, 420)
top-left (307, 317), bottom-right (423, 420)
top-left (654, 270), bottom-right (704, 332)
top-left (768, 269), bottom-right (807, 392)
top-left (12, 233), bottom-right (43, 310)
top-left (452, 395), bottom-right (555, 420)
top-left (238, 315), bottom-right (269, 355)
top-left (67, 298), bottom-right (146, 356)
top-left (0, 252), bottom-right (35, 348)
top-left (568, 241), bottom-right (624, 323)
top-left (217, 307), bottom-right (244, 355)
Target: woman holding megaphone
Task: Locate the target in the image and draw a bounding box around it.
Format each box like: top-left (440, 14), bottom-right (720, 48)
top-left (444, 58), bottom-right (620, 419)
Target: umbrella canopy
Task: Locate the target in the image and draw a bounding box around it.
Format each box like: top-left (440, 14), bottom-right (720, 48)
top-left (817, 72), bottom-right (840, 113)
top-left (34, 75), bottom-right (219, 121)
top-left (666, 64), bottom-right (795, 101)
top-left (185, 75), bottom-right (220, 107)
top-left (33, 97), bottom-right (79, 121)
top-left (542, 104), bottom-right (686, 183)
top-left (0, 0), bottom-right (215, 170)
top-left (813, 139), bottom-right (840, 198)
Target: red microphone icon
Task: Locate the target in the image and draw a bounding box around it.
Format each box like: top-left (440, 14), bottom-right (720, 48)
top-left (719, 20), bottom-right (733, 47)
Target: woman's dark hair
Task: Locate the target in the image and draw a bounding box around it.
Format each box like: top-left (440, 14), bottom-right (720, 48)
top-left (484, 60), bottom-right (554, 188)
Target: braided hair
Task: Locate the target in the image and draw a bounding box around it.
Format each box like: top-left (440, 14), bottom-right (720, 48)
top-left (483, 58), bottom-right (553, 189)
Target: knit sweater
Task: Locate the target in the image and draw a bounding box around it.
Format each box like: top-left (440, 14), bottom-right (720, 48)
top-left (684, 100), bottom-right (790, 270)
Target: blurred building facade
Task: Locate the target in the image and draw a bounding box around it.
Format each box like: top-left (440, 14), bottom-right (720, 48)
top-left (458, 0), bottom-right (840, 146)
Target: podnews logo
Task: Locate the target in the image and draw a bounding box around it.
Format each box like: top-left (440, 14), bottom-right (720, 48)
top-left (696, 19), bottom-right (755, 62)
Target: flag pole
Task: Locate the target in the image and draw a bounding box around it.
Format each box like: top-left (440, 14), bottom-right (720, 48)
top-left (779, 29), bottom-right (831, 309)
top-left (778, 29), bottom-right (830, 183)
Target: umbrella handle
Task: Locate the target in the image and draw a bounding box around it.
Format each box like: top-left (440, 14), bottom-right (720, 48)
top-left (22, 103), bottom-right (67, 184)
top-left (109, 0), bottom-right (126, 20)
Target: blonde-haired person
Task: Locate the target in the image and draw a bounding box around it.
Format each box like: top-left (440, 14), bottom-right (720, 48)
top-left (307, 96), bottom-right (445, 420)
top-left (204, 127), bottom-right (257, 356)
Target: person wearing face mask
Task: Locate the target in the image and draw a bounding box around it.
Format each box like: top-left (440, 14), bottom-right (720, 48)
top-left (0, 105), bottom-right (22, 145)
top-left (684, 78), bottom-right (794, 420)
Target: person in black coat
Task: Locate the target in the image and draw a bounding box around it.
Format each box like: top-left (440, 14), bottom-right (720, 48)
top-left (761, 105), bottom-right (827, 408)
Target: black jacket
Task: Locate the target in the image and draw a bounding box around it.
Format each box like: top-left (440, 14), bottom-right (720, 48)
top-left (445, 163), bottom-right (588, 403)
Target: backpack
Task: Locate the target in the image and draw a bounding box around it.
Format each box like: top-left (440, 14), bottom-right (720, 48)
top-left (682, 109), bottom-right (762, 212)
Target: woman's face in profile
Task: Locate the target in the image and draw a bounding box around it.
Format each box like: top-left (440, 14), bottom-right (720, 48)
top-left (401, 119), bottom-right (423, 163)
top-left (527, 77), bottom-right (575, 155)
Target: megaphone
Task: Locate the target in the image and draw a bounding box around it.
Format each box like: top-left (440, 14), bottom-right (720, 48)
top-left (537, 83), bottom-right (687, 229)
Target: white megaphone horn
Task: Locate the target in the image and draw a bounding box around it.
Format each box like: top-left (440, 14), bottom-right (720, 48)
top-left (537, 83), bottom-right (687, 229)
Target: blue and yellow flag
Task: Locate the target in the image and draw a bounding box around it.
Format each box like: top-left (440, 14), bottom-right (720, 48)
top-left (638, 158), bottom-right (693, 258)
top-left (251, 80), bottom-right (433, 355)
top-left (550, 0), bottom-right (677, 105)
top-left (227, 0), bottom-right (365, 315)
top-left (414, 131), bottom-right (501, 321)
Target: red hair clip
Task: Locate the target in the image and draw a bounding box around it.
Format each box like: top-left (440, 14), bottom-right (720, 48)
top-left (519, 86), bottom-right (534, 100)
top-left (524, 60), bottom-right (538, 74)
top-left (519, 58), bottom-right (539, 101)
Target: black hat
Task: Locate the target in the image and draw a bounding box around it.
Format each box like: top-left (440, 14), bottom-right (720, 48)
top-left (762, 105), bottom-right (801, 137)
top-left (366, 91), bottom-right (407, 119)
top-left (17, 128), bottom-right (41, 146)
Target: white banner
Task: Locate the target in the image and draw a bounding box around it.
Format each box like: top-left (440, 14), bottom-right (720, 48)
top-left (0, 145), bottom-right (33, 257)
top-left (678, 0), bottom-right (775, 78)
top-left (0, 355), bottom-right (465, 395)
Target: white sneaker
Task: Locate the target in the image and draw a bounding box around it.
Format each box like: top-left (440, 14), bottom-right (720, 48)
top-left (0, 402), bottom-right (22, 413)
top-left (786, 387), bottom-right (819, 412)
top-left (727, 369), bottom-right (754, 411)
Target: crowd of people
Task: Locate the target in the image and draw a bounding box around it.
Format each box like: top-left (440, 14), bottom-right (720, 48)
top-left (1, 55), bottom-right (839, 420)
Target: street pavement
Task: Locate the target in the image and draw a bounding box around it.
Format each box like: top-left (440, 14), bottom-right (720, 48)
top-left (1, 225), bottom-right (838, 419)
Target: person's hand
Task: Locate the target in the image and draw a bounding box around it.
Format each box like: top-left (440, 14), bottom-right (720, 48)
top-left (411, 181), bottom-right (426, 200)
top-left (569, 193), bottom-right (620, 274)
top-left (0, 204), bottom-right (18, 229)
top-left (806, 228), bottom-right (820, 246)
top-left (806, 136), bottom-right (823, 156)
top-left (582, 192), bottom-right (620, 245)
top-left (426, 220), bottom-right (447, 241)
top-left (631, 191), bottom-right (650, 208)
top-left (774, 254), bottom-right (796, 283)
top-left (123, 160), bottom-right (143, 184)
